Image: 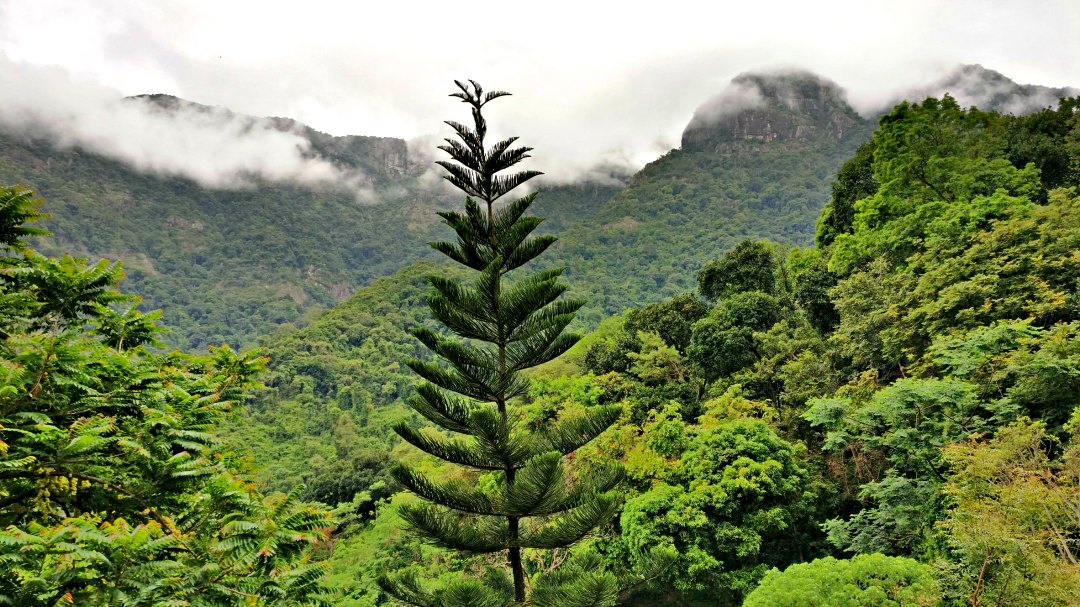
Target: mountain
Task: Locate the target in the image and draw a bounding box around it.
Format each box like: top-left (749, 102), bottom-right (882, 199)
top-left (681, 71), bottom-right (867, 149)
top-left (0, 66), bottom-right (1072, 348)
top-left (133, 94), bottom-right (420, 188)
top-left (0, 98), bottom-right (621, 349)
top-left (885, 63), bottom-right (1079, 115)
top-left (546, 65), bottom-right (1078, 323)
top-left (548, 70), bottom-right (874, 323)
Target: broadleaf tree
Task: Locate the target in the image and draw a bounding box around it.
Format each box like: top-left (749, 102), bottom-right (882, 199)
top-left (0, 185), bottom-right (334, 606)
top-left (381, 81), bottom-right (624, 606)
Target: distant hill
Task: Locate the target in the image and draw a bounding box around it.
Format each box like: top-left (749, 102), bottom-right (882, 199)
top-left (546, 65), bottom-right (1078, 323)
top-left (0, 127), bottom-right (439, 348)
top-left (0, 66), bottom-right (1071, 347)
top-left (132, 94), bottom-right (421, 188)
top-left (0, 98), bottom-right (621, 349)
top-left (548, 70), bottom-right (874, 322)
top-left (882, 63), bottom-right (1079, 115)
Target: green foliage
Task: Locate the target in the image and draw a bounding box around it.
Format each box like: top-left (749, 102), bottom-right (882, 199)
top-left (625, 332), bottom-right (689, 385)
top-left (688, 292), bottom-right (787, 382)
top-left (619, 418), bottom-right (811, 603)
top-left (1006, 97), bottom-right (1080, 194)
top-left (790, 249), bottom-right (840, 334)
top-left (805, 376), bottom-right (1012, 554)
top-left (697, 240), bottom-right (777, 301)
top-left (787, 96), bottom-right (1080, 574)
top-left (816, 141), bottom-right (877, 248)
top-left (0, 186), bottom-right (333, 606)
top-left (623, 293), bottom-right (708, 353)
top-left (0, 185), bottom-right (48, 249)
top-left (827, 138), bottom-right (1080, 378)
top-left (939, 419), bottom-right (1080, 606)
top-left (743, 554), bottom-right (941, 607)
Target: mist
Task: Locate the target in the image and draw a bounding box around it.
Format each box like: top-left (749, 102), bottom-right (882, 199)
top-left (888, 64), bottom-right (1080, 116)
top-left (0, 54), bottom-right (371, 194)
top-left (3, 1), bottom-right (1074, 188)
top-left (1, 0), bottom-right (1078, 189)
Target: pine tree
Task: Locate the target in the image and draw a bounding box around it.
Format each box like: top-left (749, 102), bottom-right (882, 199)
top-left (381, 81), bottom-right (623, 606)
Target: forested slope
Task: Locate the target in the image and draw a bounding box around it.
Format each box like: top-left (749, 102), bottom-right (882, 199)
top-left (286, 93), bottom-right (1080, 606)
top-left (220, 261), bottom-right (453, 501)
top-left (0, 123), bottom-right (447, 349)
top-left (0, 98), bottom-right (622, 350)
top-left (551, 71), bottom-right (872, 322)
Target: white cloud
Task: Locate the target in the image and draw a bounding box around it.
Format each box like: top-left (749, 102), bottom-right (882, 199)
top-left (0, 0), bottom-right (1077, 182)
top-left (0, 54), bottom-right (370, 192)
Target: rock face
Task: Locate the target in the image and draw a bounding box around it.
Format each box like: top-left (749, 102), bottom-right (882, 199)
top-left (681, 71), bottom-right (868, 152)
top-left (300, 129), bottom-right (419, 183)
top-left (133, 94), bottom-right (424, 184)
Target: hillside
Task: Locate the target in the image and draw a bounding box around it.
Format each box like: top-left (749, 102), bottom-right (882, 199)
top-left (885, 63), bottom-right (1080, 116)
top-left (0, 121), bottom-right (444, 349)
top-left (0, 66), bottom-right (1069, 347)
top-left (220, 260), bottom-right (451, 499)
top-left (0, 101), bottom-right (621, 349)
top-left (550, 70), bottom-right (873, 322)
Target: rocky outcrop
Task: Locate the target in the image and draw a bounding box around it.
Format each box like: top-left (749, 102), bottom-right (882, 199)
top-left (681, 70), bottom-right (869, 151)
top-left (131, 94), bottom-right (423, 183)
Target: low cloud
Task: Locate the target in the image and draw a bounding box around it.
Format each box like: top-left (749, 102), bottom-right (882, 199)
top-left (868, 65), bottom-right (1080, 117)
top-left (2, 1), bottom-right (1077, 187)
top-left (681, 67), bottom-right (851, 137)
top-left (917, 65), bottom-right (1079, 115)
top-left (0, 55), bottom-right (371, 194)
top-left (686, 79), bottom-right (767, 129)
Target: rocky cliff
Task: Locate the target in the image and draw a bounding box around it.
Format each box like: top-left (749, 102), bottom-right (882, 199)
top-left (681, 71), bottom-right (869, 152)
top-left (135, 94), bottom-right (424, 184)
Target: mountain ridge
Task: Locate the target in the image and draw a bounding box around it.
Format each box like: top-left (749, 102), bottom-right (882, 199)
top-left (0, 64), bottom-right (1073, 347)
top-left (682, 70), bottom-right (867, 150)
top-left (886, 63), bottom-right (1080, 116)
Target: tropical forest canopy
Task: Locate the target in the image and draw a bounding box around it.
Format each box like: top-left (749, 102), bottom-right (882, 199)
top-left (2, 67), bottom-right (1080, 606)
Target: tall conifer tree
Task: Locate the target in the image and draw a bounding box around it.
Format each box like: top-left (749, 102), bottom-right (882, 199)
top-left (382, 81), bottom-right (623, 606)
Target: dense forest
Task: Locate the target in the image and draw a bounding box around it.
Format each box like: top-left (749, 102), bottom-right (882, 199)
top-left (2, 68), bottom-right (1080, 606)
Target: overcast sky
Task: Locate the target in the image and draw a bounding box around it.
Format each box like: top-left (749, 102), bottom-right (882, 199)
top-left (1, 0), bottom-right (1077, 183)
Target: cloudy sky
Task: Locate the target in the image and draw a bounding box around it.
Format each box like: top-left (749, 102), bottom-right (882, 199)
top-left (1, 0), bottom-right (1077, 183)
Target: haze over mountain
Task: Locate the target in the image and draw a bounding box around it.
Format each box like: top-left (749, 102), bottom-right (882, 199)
top-left (0, 64), bottom-right (1072, 347)
top-left (883, 64), bottom-right (1080, 116)
top-left (5, 0), bottom-right (1075, 179)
